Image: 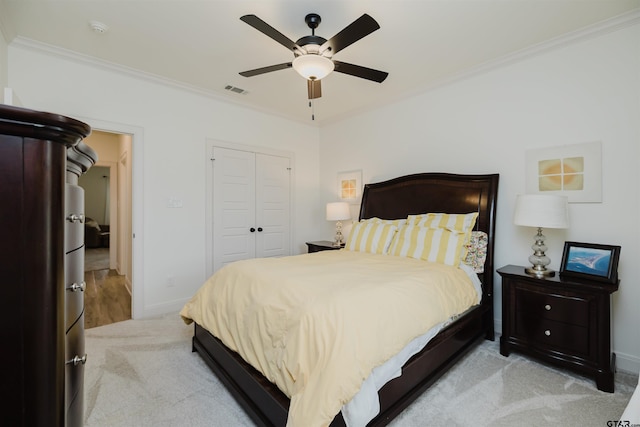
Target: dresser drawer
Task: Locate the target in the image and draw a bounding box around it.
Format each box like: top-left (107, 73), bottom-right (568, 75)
top-left (65, 313), bottom-right (85, 410)
top-left (65, 249), bottom-right (85, 332)
top-left (515, 313), bottom-right (589, 355)
top-left (65, 184), bottom-right (85, 253)
top-left (514, 286), bottom-right (589, 327)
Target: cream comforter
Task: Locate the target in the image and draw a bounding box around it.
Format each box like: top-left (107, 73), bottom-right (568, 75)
top-left (180, 250), bottom-right (479, 427)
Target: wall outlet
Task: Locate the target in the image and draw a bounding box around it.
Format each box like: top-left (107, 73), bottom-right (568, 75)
top-left (167, 197), bottom-right (183, 208)
top-left (167, 276), bottom-right (175, 288)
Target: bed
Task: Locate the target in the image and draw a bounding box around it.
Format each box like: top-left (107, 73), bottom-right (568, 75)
top-left (183, 172), bottom-right (499, 426)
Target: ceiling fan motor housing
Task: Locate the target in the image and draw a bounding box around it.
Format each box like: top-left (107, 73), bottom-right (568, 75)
top-left (296, 13), bottom-right (330, 57)
top-left (295, 35), bottom-right (329, 56)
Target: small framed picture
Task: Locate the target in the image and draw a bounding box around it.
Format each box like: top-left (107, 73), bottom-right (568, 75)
top-left (559, 241), bottom-right (621, 284)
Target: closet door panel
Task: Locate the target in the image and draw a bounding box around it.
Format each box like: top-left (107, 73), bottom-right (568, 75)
top-left (212, 147), bottom-right (256, 272)
top-left (255, 153), bottom-right (290, 259)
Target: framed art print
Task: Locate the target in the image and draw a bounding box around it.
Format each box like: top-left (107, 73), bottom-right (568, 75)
top-left (337, 170), bottom-right (362, 202)
top-left (559, 241), bottom-right (621, 284)
top-left (525, 141), bottom-right (602, 203)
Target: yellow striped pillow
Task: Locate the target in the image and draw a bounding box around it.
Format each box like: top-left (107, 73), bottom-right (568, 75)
top-left (407, 212), bottom-right (478, 233)
top-left (345, 221), bottom-right (398, 255)
top-left (389, 225), bottom-right (468, 266)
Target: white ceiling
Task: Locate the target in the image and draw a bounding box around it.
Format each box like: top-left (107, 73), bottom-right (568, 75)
top-left (2, 1), bottom-right (639, 125)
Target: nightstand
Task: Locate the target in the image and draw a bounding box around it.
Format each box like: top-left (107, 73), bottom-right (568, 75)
top-left (306, 240), bottom-right (344, 253)
top-left (498, 264), bottom-right (619, 392)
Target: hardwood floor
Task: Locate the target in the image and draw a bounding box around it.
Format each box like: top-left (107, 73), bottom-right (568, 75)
top-left (84, 251), bottom-right (131, 329)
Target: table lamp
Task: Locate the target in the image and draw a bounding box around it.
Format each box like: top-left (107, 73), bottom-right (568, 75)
top-left (514, 194), bottom-right (569, 277)
top-left (326, 202), bottom-right (351, 246)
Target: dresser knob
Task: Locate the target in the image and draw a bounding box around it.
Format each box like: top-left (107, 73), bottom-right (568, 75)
top-left (67, 281), bottom-right (86, 292)
top-left (544, 330), bottom-right (551, 336)
top-left (67, 213), bottom-right (85, 223)
top-left (67, 354), bottom-right (87, 366)
top-left (544, 304), bottom-right (551, 311)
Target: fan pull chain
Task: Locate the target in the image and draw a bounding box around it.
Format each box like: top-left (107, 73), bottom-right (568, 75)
top-left (309, 80), bottom-right (315, 120)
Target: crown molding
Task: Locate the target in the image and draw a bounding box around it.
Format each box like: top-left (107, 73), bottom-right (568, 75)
top-left (9, 36), bottom-right (315, 126)
top-left (325, 8), bottom-right (640, 126)
top-left (462, 8), bottom-right (640, 78)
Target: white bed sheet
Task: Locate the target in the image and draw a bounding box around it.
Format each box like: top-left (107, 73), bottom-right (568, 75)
top-left (341, 263), bottom-right (483, 426)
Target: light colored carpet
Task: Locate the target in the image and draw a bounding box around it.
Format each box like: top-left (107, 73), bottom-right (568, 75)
top-left (84, 312), bottom-right (637, 426)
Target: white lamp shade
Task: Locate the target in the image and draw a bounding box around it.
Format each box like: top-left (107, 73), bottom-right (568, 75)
top-left (326, 202), bottom-right (351, 221)
top-left (293, 54), bottom-right (334, 80)
top-left (514, 194), bottom-right (569, 229)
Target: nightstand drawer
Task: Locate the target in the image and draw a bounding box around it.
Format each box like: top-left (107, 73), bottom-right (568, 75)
top-left (516, 314), bottom-right (589, 355)
top-left (515, 287), bottom-right (589, 327)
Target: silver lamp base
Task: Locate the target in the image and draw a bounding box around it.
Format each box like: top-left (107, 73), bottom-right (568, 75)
top-left (333, 221), bottom-right (345, 246)
top-left (525, 227), bottom-right (555, 277)
top-left (525, 265), bottom-right (556, 277)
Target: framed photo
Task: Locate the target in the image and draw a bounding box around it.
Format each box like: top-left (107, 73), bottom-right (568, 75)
top-left (559, 241), bottom-right (621, 284)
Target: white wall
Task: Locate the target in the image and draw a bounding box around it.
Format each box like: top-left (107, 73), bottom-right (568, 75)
top-left (0, 12), bottom-right (9, 95)
top-left (319, 23), bottom-right (640, 372)
top-left (8, 44), bottom-right (321, 318)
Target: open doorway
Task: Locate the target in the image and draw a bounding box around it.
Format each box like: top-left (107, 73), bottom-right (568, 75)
top-left (81, 130), bottom-right (133, 328)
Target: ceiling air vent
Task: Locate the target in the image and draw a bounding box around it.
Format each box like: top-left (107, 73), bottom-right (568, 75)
top-left (224, 85), bottom-right (248, 95)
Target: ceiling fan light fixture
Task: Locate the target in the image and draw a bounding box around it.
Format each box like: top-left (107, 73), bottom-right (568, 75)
top-left (292, 54), bottom-right (334, 80)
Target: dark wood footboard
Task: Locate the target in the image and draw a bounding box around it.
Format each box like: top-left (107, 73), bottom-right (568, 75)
top-left (193, 302), bottom-right (489, 426)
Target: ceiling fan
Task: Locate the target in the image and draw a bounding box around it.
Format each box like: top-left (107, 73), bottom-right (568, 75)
top-left (239, 13), bottom-right (388, 100)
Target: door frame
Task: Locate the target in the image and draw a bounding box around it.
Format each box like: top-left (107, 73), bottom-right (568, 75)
top-left (205, 139), bottom-right (295, 278)
top-left (81, 117), bottom-right (145, 319)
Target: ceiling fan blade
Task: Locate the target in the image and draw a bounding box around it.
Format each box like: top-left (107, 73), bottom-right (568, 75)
top-left (320, 14), bottom-right (380, 55)
top-left (239, 63), bottom-right (292, 77)
top-left (307, 79), bottom-right (322, 99)
top-left (333, 61), bottom-right (388, 83)
top-left (240, 15), bottom-right (299, 52)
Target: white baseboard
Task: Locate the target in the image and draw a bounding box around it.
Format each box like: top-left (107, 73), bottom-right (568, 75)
top-left (139, 297), bottom-right (190, 319)
top-left (616, 352), bottom-right (640, 375)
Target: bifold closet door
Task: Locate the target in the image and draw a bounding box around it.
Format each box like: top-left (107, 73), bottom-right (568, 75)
top-left (212, 146), bottom-right (290, 273)
top-left (255, 153), bottom-right (290, 259)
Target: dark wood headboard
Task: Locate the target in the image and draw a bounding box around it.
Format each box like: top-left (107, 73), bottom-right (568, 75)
top-left (359, 172), bottom-right (499, 304)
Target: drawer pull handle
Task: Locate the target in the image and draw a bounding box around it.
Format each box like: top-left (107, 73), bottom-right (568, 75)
top-left (67, 354), bottom-right (87, 366)
top-left (67, 213), bottom-right (85, 224)
top-left (544, 304), bottom-right (551, 311)
top-left (67, 281), bottom-right (86, 292)
top-left (544, 330), bottom-right (551, 336)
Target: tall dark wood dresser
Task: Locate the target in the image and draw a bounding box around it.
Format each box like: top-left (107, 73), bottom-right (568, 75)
top-left (0, 104), bottom-right (96, 426)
